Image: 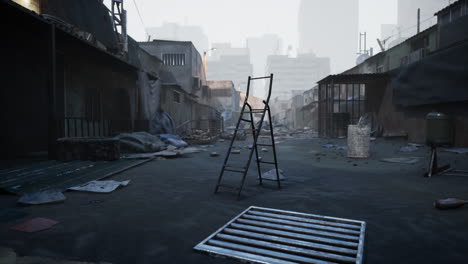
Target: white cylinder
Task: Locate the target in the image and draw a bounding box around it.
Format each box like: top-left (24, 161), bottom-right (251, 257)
top-left (347, 125), bottom-right (370, 158)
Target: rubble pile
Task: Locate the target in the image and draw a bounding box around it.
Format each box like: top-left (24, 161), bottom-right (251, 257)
top-left (183, 130), bottom-right (218, 145)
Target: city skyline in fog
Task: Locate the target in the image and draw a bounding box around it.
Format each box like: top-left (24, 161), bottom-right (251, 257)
top-left (113, 0), bottom-right (399, 60)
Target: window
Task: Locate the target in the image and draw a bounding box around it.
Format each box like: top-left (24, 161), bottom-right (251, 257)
top-left (173, 91), bottom-right (181, 103)
top-left (162, 53), bottom-right (186, 66)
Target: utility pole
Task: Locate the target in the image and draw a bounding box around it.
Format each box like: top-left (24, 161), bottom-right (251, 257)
top-left (358, 32), bottom-right (368, 55)
top-left (417, 8), bottom-right (421, 34)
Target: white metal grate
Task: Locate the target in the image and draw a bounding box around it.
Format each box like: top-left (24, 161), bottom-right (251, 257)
top-left (194, 206), bottom-right (366, 264)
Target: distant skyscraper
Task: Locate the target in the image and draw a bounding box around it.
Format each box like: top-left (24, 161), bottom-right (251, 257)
top-left (247, 34), bottom-right (283, 77)
top-left (265, 53), bottom-right (330, 100)
top-left (146, 22), bottom-right (209, 56)
top-left (298, 0), bottom-right (358, 73)
top-left (397, 0), bottom-right (448, 38)
top-left (207, 43), bottom-right (253, 94)
top-left (246, 34), bottom-right (283, 97)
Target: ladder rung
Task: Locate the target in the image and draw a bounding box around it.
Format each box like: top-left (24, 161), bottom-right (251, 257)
top-left (251, 76), bottom-right (271, 80)
top-left (257, 144), bottom-right (273, 147)
top-left (240, 118), bottom-right (252, 122)
top-left (258, 161), bottom-right (276, 165)
top-left (224, 166), bottom-right (246, 173)
top-left (244, 110), bottom-right (265, 114)
top-left (217, 184), bottom-right (240, 190)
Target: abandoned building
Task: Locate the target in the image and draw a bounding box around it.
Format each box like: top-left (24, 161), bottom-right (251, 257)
top-left (311, 0), bottom-right (468, 146)
top-left (139, 39), bottom-right (221, 136)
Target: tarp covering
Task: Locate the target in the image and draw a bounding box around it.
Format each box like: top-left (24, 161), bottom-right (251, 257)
top-left (393, 41), bottom-right (468, 107)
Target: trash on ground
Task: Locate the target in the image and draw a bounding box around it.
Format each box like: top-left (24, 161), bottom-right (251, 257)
top-left (231, 150), bottom-right (241, 154)
top-left (260, 169), bottom-right (286, 181)
top-left (158, 134), bottom-right (188, 148)
top-left (219, 139), bottom-right (225, 142)
top-left (10, 217), bottom-right (59, 233)
top-left (118, 132), bottom-right (165, 153)
top-left (68, 180), bottom-right (130, 193)
top-left (154, 150), bottom-right (180, 157)
top-left (434, 198), bottom-right (468, 209)
top-left (380, 157), bottom-right (420, 164)
top-left (18, 190), bottom-right (66, 205)
top-left (179, 147), bottom-right (202, 154)
top-left (442, 148), bottom-right (468, 154)
top-left (399, 145), bottom-right (419, 152)
top-left (183, 130), bottom-right (218, 145)
top-left (210, 152), bottom-right (220, 157)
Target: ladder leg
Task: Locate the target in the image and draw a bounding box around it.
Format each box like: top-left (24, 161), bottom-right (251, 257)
top-left (215, 102), bottom-right (248, 193)
top-left (267, 105), bottom-right (281, 189)
top-left (248, 107), bottom-right (263, 186)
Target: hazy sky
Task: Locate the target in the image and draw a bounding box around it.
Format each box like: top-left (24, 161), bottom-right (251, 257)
top-left (114, 0), bottom-right (398, 54)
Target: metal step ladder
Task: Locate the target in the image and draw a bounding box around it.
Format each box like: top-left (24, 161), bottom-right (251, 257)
top-left (214, 74), bottom-right (281, 200)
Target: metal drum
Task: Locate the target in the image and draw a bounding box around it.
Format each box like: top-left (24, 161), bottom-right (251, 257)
top-left (426, 111), bottom-right (453, 146)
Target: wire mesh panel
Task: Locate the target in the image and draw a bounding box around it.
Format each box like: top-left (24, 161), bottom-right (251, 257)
top-left (195, 206), bottom-right (366, 264)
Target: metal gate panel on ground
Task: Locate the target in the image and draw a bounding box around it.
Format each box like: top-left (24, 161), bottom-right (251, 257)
top-left (195, 206), bottom-right (366, 264)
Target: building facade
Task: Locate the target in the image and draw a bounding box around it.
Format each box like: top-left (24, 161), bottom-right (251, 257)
top-left (146, 23), bottom-right (209, 57)
top-left (139, 39), bottom-right (220, 135)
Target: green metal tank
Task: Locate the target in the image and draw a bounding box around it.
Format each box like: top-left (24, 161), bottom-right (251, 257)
top-left (426, 111), bottom-right (453, 146)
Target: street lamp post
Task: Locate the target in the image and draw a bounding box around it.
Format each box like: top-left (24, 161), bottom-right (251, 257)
top-left (203, 48), bottom-right (217, 73)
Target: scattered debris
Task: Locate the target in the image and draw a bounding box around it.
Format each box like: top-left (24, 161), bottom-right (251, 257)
top-left (18, 190), bottom-right (66, 205)
top-left (380, 157), bottom-right (420, 164)
top-left (118, 132), bottom-right (165, 153)
top-left (399, 145), bottom-right (419, 152)
top-left (434, 198), bottom-right (468, 210)
top-left (183, 130), bottom-right (218, 145)
top-left (210, 152), bottom-right (220, 157)
top-left (68, 180), bottom-right (130, 193)
top-left (153, 150), bottom-right (180, 158)
top-left (260, 169), bottom-right (286, 181)
top-left (442, 148), bottom-right (468, 154)
top-left (179, 147), bottom-right (202, 154)
top-left (231, 150), bottom-right (241, 154)
top-left (219, 139), bottom-right (225, 143)
top-left (10, 217), bottom-right (59, 233)
top-left (159, 134), bottom-right (188, 148)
